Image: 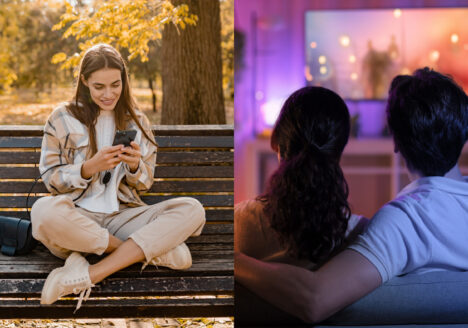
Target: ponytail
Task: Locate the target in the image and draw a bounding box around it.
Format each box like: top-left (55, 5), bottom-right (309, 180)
top-left (259, 144), bottom-right (351, 264)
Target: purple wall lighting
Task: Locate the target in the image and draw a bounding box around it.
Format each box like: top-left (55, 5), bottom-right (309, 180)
top-left (234, 0), bottom-right (468, 204)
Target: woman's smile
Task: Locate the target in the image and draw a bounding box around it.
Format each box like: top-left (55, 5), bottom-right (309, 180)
top-left (101, 98), bottom-right (116, 106)
top-left (81, 68), bottom-right (122, 111)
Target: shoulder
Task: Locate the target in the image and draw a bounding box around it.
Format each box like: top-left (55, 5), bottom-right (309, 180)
top-left (47, 102), bottom-right (84, 124)
top-left (235, 199), bottom-right (267, 229)
top-left (367, 202), bottom-right (410, 230)
top-left (346, 214), bottom-right (370, 238)
top-left (46, 102), bottom-right (71, 123)
top-left (131, 109), bottom-right (152, 130)
top-left (45, 102), bottom-right (87, 137)
top-left (235, 199), bottom-right (265, 221)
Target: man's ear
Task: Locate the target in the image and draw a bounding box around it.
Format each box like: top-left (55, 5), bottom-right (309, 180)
top-left (81, 75), bottom-right (88, 87)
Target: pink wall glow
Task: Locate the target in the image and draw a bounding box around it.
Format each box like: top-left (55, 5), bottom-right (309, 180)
top-left (234, 0), bottom-right (468, 204)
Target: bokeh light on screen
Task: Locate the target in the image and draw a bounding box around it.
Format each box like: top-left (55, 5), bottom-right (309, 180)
top-left (339, 35), bottom-right (351, 47)
top-left (304, 8), bottom-right (468, 101)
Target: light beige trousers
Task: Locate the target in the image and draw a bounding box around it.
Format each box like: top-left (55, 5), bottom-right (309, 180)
top-left (31, 195), bottom-right (206, 263)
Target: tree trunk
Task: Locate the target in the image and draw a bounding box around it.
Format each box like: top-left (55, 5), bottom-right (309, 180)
top-left (148, 78), bottom-right (157, 112)
top-left (161, 0), bottom-right (225, 124)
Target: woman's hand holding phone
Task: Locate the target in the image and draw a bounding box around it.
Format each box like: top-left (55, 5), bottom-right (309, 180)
top-left (118, 141), bottom-right (141, 173)
top-left (81, 145), bottom-right (124, 179)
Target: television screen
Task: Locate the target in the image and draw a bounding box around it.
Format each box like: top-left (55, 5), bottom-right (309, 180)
top-left (305, 8), bottom-right (468, 99)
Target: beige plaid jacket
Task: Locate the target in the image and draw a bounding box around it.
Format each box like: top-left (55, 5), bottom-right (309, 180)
top-left (39, 103), bottom-right (157, 207)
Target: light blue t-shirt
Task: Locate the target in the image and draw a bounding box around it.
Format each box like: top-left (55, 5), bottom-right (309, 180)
top-left (349, 176), bottom-right (468, 282)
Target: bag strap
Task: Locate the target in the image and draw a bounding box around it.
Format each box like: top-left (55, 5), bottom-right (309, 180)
top-left (25, 164), bottom-right (66, 220)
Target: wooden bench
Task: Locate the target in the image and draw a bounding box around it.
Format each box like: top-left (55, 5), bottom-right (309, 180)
top-left (0, 125), bottom-right (233, 318)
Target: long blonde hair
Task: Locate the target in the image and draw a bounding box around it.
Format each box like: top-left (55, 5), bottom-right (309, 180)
top-left (67, 44), bottom-right (157, 156)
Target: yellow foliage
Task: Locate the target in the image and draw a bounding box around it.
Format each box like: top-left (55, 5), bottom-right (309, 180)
top-left (52, 0), bottom-right (198, 67)
top-left (221, 0), bottom-right (234, 98)
top-left (51, 52), bottom-right (67, 64)
top-left (0, 2), bottom-right (21, 92)
top-left (201, 318), bottom-right (213, 324)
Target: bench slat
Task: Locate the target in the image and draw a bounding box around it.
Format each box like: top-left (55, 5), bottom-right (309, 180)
top-left (157, 136), bottom-right (234, 148)
top-left (0, 275), bottom-right (233, 297)
top-left (0, 136), bottom-right (233, 148)
top-left (0, 298), bottom-right (233, 318)
top-left (187, 235), bottom-right (233, 244)
top-left (0, 167), bottom-right (39, 179)
top-left (0, 195), bottom-right (233, 208)
top-left (0, 220), bottom-right (230, 236)
top-left (0, 258), bottom-right (233, 277)
top-left (0, 152), bottom-right (39, 163)
top-left (144, 195), bottom-right (234, 207)
top-left (158, 151), bottom-right (233, 164)
top-left (201, 224), bottom-right (233, 234)
top-left (0, 246), bottom-right (233, 268)
top-left (155, 166), bottom-right (233, 178)
top-left (0, 137), bottom-right (42, 148)
top-left (0, 151), bottom-right (233, 164)
top-left (0, 166), bottom-right (233, 179)
top-left (0, 180), bottom-right (234, 193)
top-left (0, 209), bottom-right (233, 222)
top-left (0, 125), bottom-right (234, 137)
top-left (0, 244), bottom-right (233, 262)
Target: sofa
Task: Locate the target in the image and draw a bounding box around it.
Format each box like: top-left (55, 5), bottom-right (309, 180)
top-left (235, 270), bottom-right (468, 327)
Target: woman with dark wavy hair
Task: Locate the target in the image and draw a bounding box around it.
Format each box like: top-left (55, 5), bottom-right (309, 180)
top-left (235, 86), bottom-right (368, 270)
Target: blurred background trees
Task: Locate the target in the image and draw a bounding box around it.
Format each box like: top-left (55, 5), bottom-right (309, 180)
top-left (0, 0), bottom-right (233, 125)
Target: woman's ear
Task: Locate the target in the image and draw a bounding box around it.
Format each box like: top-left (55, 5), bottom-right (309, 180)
top-left (81, 75), bottom-right (88, 87)
top-left (276, 146), bottom-right (282, 162)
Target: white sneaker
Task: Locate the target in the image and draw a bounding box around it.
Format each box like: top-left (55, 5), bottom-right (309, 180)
top-left (41, 252), bottom-right (94, 312)
top-left (142, 243), bottom-right (192, 271)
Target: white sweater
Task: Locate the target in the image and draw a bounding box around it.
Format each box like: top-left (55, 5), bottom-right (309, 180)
top-left (76, 110), bottom-right (121, 213)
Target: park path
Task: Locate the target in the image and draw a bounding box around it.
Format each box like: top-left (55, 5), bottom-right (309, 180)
top-left (0, 318), bottom-right (233, 328)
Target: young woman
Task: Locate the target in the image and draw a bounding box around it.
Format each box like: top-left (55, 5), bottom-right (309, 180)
top-left (31, 44), bottom-right (205, 310)
top-left (235, 86), bottom-right (368, 270)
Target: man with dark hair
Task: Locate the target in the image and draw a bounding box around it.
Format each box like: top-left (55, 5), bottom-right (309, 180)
top-left (387, 68), bottom-right (468, 177)
top-left (236, 68), bottom-right (468, 323)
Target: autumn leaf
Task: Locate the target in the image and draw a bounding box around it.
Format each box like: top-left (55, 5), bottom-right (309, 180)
top-left (52, 0), bottom-right (198, 67)
top-left (51, 52), bottom-right (67, 64)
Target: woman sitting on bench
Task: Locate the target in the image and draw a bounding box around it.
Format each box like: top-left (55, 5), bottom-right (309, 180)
top-left (31, 43), bottom-right (206, 311)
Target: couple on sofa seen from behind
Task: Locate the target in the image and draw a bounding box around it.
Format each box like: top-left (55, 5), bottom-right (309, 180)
top-left (235, 67), bottom-right (468, 325)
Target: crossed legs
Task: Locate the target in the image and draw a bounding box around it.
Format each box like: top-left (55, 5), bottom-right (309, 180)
top-left (89, 236), bottom-right (143, 284)
top-left (31, 195), bottom-right (206, 285)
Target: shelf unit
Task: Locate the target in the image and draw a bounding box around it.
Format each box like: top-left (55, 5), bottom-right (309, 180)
top-left (240, 137), bottom-right (468, 218)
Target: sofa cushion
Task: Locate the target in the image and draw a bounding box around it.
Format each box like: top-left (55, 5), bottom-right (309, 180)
top-left (326, 270), bottom-right (468, 325)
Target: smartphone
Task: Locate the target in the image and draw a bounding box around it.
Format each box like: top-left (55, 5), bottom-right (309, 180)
top-left (112, 130), bottom-right (137, 147)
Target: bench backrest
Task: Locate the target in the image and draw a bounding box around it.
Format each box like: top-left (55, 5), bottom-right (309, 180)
top-left (0, 125), bottom-right (233, 235)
